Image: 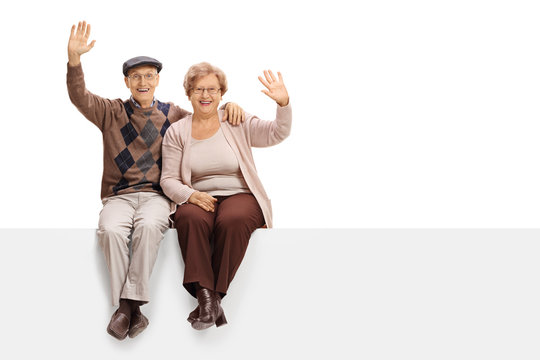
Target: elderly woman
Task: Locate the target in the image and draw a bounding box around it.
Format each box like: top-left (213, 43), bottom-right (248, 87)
top-left (160, 62), bottom-right (291, 330)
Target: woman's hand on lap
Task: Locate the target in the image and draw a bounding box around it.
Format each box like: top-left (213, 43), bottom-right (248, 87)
top-left (188, 191), bottom-right (217, 212)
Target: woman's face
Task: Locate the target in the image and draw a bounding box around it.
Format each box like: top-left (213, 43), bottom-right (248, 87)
top-left (189, 74), bottom-right (222, 116)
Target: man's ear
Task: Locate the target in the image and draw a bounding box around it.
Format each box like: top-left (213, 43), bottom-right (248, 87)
top-left (124, 77), bottom-right (129, 88)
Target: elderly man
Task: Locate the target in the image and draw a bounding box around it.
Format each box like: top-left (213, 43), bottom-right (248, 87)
top-left (66, 21), bottom-right (243, 340)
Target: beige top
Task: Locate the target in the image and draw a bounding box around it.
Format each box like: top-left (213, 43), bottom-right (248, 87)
top-left (190, 128), bottom-right (250, 196)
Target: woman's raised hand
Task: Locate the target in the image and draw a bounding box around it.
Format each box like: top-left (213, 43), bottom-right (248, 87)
top-left (188, 191), bottom-right (218, 212)
top-left (68, 21), bottom-right (96, 66)
top-left (258, 70), bottom-right (289, 107)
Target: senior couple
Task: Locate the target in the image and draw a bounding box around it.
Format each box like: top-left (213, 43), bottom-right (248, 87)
top-left (67, 21), bottom-right (291, 340)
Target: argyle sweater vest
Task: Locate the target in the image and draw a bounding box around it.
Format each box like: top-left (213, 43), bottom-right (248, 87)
top-left (67, 63), bottom-right (191, 199)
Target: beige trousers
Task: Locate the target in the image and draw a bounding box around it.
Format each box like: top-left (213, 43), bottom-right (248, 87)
top-left (97, 192), bottom-right (170, 306)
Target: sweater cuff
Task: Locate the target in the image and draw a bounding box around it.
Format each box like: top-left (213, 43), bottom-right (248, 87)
top-left (277, 102), bottom-right (292, 114)
top-left (67, 62), bottom-right (83, 74)
top-left (178, 188), bottom-right (196, 206)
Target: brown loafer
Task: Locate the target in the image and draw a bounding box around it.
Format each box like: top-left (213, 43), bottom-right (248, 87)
top-left (128, 309), bottom-right (149, 338)
top-left (106, 310), bottom-right (130, 340)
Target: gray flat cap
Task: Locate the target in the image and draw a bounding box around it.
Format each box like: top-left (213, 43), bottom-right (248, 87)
top-left (122, 56), bottom-right (163, 76)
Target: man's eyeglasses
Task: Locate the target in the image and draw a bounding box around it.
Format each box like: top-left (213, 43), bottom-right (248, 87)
top-left (192, 87), bottom-right (220, 95)
top-left (127, 73), bottom-right (158, 81)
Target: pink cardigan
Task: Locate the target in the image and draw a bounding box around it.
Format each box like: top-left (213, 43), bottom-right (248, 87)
top-left (160, 103), bottom-right (292, 228)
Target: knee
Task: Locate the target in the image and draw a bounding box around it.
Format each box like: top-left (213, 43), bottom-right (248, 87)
top-left (174, 206), bottom-right (212, 232)
top-left (99, 221), bottom-right (128, 235)
top-left (97, 225), bottom-right (129, 248)
top-left (134, 217), bottom-right (168, 233)
top-left (215, 212), bottom-right (248, 233)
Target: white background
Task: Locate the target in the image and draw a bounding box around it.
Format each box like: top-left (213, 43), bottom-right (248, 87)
top-left (1, 0), bottom-right (540, 228)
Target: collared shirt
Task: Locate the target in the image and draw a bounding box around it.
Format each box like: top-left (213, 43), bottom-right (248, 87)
top-left (130, 96), bottom-right (155, 109)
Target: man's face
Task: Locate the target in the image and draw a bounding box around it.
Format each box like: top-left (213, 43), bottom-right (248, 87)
top-left (124, 65), bottom-right (160, 107)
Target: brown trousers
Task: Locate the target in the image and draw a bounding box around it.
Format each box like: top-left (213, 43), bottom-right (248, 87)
top-left (173, 193), bottom-right (265, 298)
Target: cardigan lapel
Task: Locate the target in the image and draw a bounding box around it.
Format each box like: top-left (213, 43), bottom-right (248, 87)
top-left (180, 115), bottom-right (193, 187)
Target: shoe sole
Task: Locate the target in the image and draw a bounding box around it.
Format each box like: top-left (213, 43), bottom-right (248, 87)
top-left (107, 325), bottom-right (128, 340)
top-left (128, 315), bottom-right (149, 338)
top-left (191, 320), bottom-right (215, 331)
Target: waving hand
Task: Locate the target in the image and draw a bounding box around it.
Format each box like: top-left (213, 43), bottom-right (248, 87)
top-left (68, 21), bottom-right (96, 66)
top-left (258, 70), bottom-right (289, 107)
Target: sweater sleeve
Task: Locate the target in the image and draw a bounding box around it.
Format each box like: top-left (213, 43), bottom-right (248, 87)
top-left (168, 103), bottom-right (192, 122)
top-left (66, 63), bottom-right (123, 131)
top-left (160, 124), bottom-right (196, 205)
top-left (247, 103), bottom-right (292, 147)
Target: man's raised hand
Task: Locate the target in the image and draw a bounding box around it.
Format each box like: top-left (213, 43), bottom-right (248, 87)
top-left (68, 21), bottom-right (96, 66)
